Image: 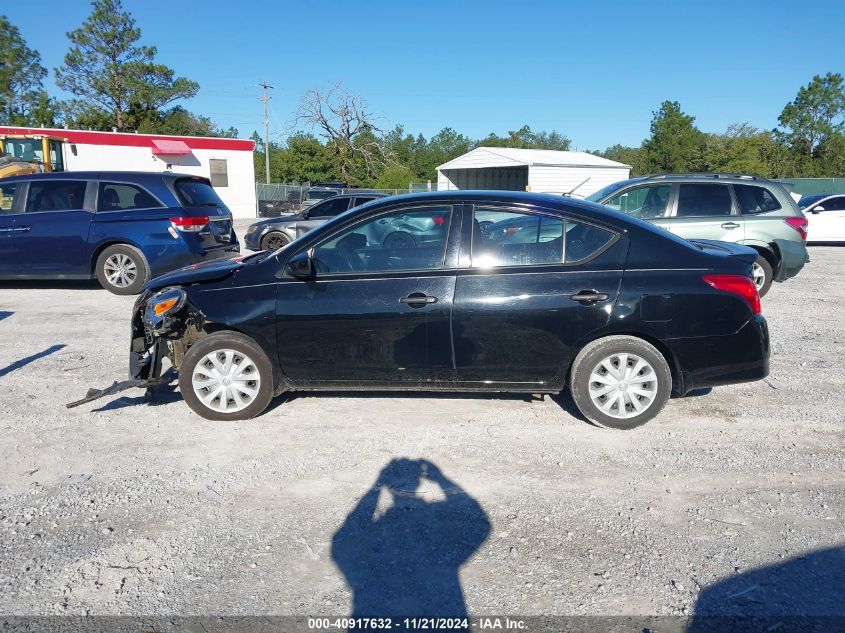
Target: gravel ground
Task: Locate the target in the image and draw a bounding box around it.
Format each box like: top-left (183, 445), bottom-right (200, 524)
top-left (0, 236), bottom-right (843, 621)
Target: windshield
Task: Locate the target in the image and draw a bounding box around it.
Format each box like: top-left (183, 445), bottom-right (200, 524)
top-left (2, 139), bottom-right (43, 163)
top-left (584, 179), bottom-right (642, 203)
top-left (306, 189), bottom-right (337, 201)
top-left (797, 195), bottom-right (825, 209)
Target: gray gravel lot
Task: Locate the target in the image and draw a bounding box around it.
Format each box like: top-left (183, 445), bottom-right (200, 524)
top-left (0, 236), bottom-right (843, 620)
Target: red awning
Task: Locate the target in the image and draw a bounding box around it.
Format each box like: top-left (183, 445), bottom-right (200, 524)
top-left (151, 139), bottom-right (192, 155)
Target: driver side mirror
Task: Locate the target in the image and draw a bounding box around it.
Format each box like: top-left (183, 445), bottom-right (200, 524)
top-left (285, 251), bottom-right (314, 279)
top-left (812, 206), bottom-right (824, 213)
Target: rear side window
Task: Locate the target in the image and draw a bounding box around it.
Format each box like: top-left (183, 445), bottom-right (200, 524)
top-left (309, 197), bottom-right (351, 218)
top-left (174, 178), bottom-right (225, 208)
top-left (26, 180), bottom-right (87, 212)
top-left (472, 209), bottom-right (614, 267)
top-left (0, 182), bottom-right (20, 213)
top-left (98, 182), bottom-right (161, 211)
top-left (734, 185), bottom-right (781, 214)
top-left (676, 184), bottom-right (733, 217)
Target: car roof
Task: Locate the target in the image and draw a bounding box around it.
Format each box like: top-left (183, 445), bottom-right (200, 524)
top-left (314, 192), bottom-right (388, 200)
top-left (638, 173), bottom-right (779, 185)
top-left (8, 171), bottom-right (200, 183)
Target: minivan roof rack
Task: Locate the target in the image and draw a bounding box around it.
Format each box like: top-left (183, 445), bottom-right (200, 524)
top-left (645, 173), bottom-right (761, 181)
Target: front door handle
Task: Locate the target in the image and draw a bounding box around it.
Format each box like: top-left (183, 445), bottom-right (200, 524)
top-left (570, 290), bottom-right (609, 304)
top-left (12, 226), bottom-right (31, 232)
top-left (400, 292), bottom-right (438, 308)
top-left (721, 222), bottom-right (740, 230)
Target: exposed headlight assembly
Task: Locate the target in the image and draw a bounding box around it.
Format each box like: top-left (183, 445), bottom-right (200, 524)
top-left (145, 287), bottom-right (186, 327)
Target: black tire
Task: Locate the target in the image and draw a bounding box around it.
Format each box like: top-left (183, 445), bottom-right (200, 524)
top-left (261, 231), bottom-right (291, 251)
top-left (752, 254), bottom-right (773, 297)
top-left (95, 244), bottom-right (149, 295)
top-left (179, 331), bottom-right (274, 421)
top-left (384, 231), bottom-right (416, 249)
top-left (569, 335), bottom-right (672, 430)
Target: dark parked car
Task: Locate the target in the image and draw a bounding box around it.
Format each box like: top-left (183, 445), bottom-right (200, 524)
top-left (122, 191), bottom-right (769, 429)
top-left (0, 171), bottom-right (238, 294)
top-left (244, 192), bottom-right (386, 251)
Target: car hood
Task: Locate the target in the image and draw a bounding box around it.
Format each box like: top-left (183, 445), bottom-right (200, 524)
top-left (252, 212), bottom-right (303, 227)
top-left (145, 256), bottom-right (245, 291)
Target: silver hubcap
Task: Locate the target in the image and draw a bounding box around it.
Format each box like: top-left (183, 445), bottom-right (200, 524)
top-left (752, 262), bottom-right (766, 290)
top-left (588, 353), bottom-right (659, 419)
top-left (104, 253), bottom-right (137, 288)
top-left (192, 349), bottom-right (261, 414)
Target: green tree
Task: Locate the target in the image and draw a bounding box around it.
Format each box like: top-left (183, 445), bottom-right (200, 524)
top-left (703, 123), bottom-right (789, 178)
top-left (642, 101), bottom-right (706, 173)
top-left (478, 125), bottom-right (570, 151)
top-left (0, 16), bottom-right (56, 126)
top-left (776, 73), bottom-right (845, 176)
top-left (136, 106), bottom-right (237, 138)
top-left (375, 164), bottom-right (414, 190)
top-left (601, 144), bottom-right (647, 176)
top-left (56, 0), bottom-right (198, 131)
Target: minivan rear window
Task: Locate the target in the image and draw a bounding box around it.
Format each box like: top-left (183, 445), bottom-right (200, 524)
top-left (174, 178), bottom-right (225, 208)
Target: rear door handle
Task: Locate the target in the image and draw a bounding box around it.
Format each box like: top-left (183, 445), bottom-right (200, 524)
top-left (570, 290), bottom-right (609, 304)
top-left (400, 292), bottom-right (438, 308)
top-left (12, 226), bottom-right (31, 232)
top-left (721, 222), bottom-right (740, 230)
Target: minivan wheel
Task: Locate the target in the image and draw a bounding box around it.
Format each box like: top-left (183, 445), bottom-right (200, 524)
top-left (179, 331), bottom-right (273, 421)
top-left (95, 244), bottom-right (149, 295)
top-left (752, 255), bottom-right (773, 297)
top-left (569, 335), bottom-right (672, 430)
top-left (261, 231), bottom-right (290, 251)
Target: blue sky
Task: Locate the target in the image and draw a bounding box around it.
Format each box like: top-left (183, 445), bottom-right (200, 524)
top-left (6, 0), bottom-right (845, 149)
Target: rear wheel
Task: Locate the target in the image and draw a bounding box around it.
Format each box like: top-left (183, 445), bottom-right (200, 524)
top-left (752, 254), bottom-right (773, 297)
top-left (95, 244), bottom-right (149, 295)
top-left (261, 231), bottom-right (291, 251)
top-left (569, 335), bottom-right (672, 430)
top-left (179, 331), bottom-right (274, 421)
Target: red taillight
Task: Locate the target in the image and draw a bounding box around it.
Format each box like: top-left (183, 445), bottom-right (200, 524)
top-left (170, 216), bottom-right (209, 233)
top-left (432, 215), bottom-right (445, 225)
top-left (702, 274), bottom-right (761, 315)
top-left (784, 216), bottom-right (808, 241)
top-left (506, 226), bottom-right (523, 237)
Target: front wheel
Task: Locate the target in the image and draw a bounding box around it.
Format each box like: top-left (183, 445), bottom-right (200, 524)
top-left (261, 231), bottom-right (291, 251)
top-left (752, 254), bottom-right (773, 297)
top-left (95, 244), bottom-right (149, 295)
top-left (179, 331), bottom-right (274, 421)
top-left (569, 335), bottom-right (672, 430)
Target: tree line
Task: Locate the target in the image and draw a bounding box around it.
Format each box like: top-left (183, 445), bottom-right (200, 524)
top-left (2, 1), bottom-right (843, 187)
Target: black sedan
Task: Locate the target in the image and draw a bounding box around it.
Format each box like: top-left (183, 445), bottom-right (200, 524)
top-left (122, 191), bottom-right (769, 429)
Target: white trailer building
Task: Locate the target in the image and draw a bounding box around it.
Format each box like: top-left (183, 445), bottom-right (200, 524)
top-left (0, 126), bottom-right (257, 218)
top-left (437, 147), bottom-right (630, 199)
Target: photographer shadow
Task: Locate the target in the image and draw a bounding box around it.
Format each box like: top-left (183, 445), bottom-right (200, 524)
top-left (332, 459), bottom-right (490, 624)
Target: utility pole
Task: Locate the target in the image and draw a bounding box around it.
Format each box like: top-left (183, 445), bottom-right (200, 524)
top-left (258, 81), bottom-right (274, 184)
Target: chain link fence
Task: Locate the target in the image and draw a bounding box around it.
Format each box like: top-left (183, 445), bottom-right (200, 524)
top-left (255, 182), bottom-right (438, 217)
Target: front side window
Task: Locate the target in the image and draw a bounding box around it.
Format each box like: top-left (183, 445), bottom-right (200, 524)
top-left (0, 182), bottom-right (19, 213)
top-left (472, 209), bottom-right (614, 267)
top-left (605, 185), bottom-right (671, 219)
top-left (818, 196), bottom-right (845, 211)
top-left (676, 184), bottom-right (733, 217)
top-left (48, 140), bottom-right (64, 172)
top-left (734, 184), bottom-right (781, 214)
top-left (98, 182), bottom-right (161, 211)
top-left (309, 197), bottom-right (350, 218)
top-left (312, 206), bottom-right (451, 274)
top-left (4, 139), bottom-right (43, 163)
top-left (26, 181), bottom-right (87, 212)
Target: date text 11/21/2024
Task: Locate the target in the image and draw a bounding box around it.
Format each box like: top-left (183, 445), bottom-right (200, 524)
top-left (307, 617), bottom-right (527, 630)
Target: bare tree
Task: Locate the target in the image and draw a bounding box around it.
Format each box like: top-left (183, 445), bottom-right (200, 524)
top-left (296, 84), bottom-right (392, 183)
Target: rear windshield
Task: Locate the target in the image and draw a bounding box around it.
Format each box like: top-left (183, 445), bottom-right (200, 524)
top-left (174, 178), bottom-right (225, 208)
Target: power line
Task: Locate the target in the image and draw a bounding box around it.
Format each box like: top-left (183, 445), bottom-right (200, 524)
top-left (258, 81), bottom-right (275, 184)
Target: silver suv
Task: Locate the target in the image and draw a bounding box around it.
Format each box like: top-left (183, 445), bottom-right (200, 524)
top-left (586, 174), bottom-right (808, 296)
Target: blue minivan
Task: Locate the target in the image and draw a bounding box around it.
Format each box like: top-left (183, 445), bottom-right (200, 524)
top-left (0, 171), bottom-right (239, 294)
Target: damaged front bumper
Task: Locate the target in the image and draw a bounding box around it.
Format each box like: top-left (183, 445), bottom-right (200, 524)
top-left (68, 288), bottom-right (197, 409)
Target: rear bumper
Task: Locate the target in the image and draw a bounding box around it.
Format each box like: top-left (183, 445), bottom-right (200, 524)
top-left (773, 238), bottom-right (807, 282)
top-left (147, 242), bottom-right (240, 277)
top-left (670, 315), bottom-right (770, 394)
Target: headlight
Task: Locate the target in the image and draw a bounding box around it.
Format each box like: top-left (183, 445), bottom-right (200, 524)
top-left (145, 287), bottom-right (186, 325)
